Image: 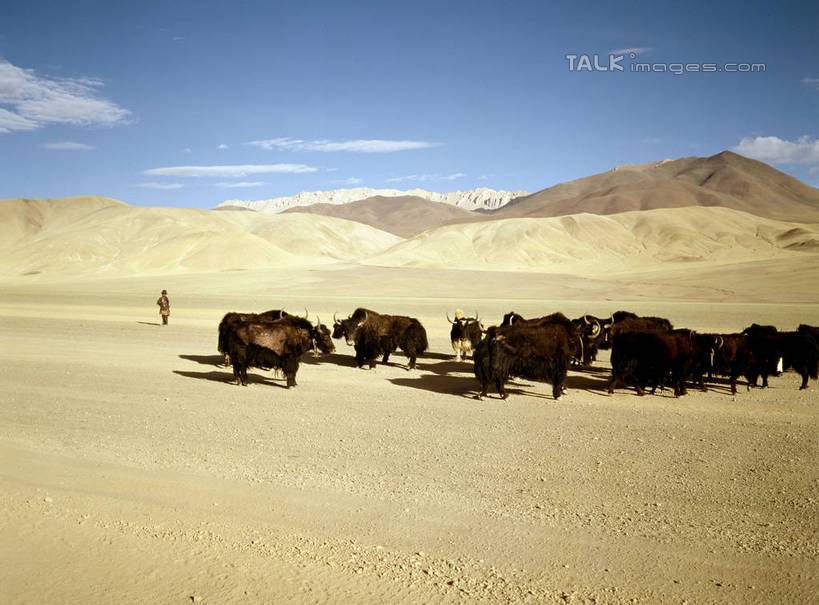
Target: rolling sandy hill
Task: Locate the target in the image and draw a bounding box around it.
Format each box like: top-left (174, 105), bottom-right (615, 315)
top-left (0, 197), bottom-right (401, 279)
top-left (494, 151), bottom-right (819, 222)
top-left (282, 195), bottom-right (480, 238)
top-left (365, 206), bottom-right (819, 274)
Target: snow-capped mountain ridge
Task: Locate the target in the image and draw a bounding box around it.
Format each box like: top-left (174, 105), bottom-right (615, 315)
top-left (218, 187), bottom-right (528, 213)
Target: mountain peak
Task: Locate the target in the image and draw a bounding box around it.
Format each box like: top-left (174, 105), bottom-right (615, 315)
top-left (217, 187), bottom-right (529, 213)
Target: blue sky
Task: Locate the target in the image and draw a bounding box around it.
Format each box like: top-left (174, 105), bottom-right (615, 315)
top-left (1, 0), bottom-right (817, 208)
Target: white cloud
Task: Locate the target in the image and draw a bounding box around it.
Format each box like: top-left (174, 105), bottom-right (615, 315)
top-left (641, 136), bottom-right (662, 144)
top-left (42, 141), bottom-right (94, 150)
top-left (733, 135), bottom-right (819, 167)
top-left (386, 172), bottom-right (465, 183)
top-left (331, 177), bottom-right (363, 185)
top-left (610, 47), bottom-right (652, 56)
top-left (0, 107), bottom-right (38, 133)
top-left (137, 182), bottom-right (184, 190)
top-left (248, 137), bottom-right (441, 153)
top-left (214, 181), bottom-right (265, 188)
top-left (217, 144), bottom-right (229, 149)
top-left (0, 59), bottom-right (130, 134)
top-left (801, 77), bottom-right (819, 89)
top-left (144, 163), bottom-right (318, 178)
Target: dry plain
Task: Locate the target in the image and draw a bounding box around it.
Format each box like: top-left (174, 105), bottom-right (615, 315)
top-left (1, 263), bottom-right (817, 604)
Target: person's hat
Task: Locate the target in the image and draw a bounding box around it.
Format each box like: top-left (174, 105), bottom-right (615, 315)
top-left (161, 289), bottom-right (167, 294)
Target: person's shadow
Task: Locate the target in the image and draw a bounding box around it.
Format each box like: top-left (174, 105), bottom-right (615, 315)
top-left (137, 321), bottom-right (162, 326)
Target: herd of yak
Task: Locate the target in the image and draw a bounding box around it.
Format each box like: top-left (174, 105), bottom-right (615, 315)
top-left (216, 307), bottom-right (819, 400)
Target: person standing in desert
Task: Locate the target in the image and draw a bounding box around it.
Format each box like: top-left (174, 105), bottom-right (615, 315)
top-left (156, 289), bottom-right (170, 325)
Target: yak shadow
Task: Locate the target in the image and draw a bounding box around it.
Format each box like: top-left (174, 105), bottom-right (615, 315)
top-left (416, 359), bottom-right (472, 375)
top-left (422, 351), bottom-right (455, 361)
top-left (564, 373), bottom-right (610, 394)
top-left (179, 354), bottom-right (224, 366)
top-left (137, 321), bottom-right (162, 326)
top-left (388, 373), bottom-right (481, 398)
top-left (172, 369), bottom-right (289, 388)
top-left (300, 351), bottom-right (358, 368)
top-left (388, 372), bottom-right (555, 401)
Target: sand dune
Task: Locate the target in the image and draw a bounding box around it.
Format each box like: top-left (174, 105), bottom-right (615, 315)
top-left (0, 198), bottom-right (402, 278)
top-left (366, 206), bottom-right (819, 274)
top-left (495, 151), bottom-right (819, 222)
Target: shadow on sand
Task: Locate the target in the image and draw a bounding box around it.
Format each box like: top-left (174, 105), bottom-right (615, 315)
top-left (172, 369), bottom-right (289, 388)
top-left (179, 354), bottom-right (224, 366)
top-left (137, 321), bottom-right (162, 327)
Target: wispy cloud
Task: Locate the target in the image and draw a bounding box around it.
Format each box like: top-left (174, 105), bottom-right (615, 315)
top-left (217, 143), bottom-right (229, 150)
top-left (183, 147), bottom-right (192, 153)
top-left (0, 59), bottom-right (130, 134)
top-left (733, 135), bottom-right (819, 168)
top-left (248, 137), bottom-right (442, 153)
top-left (214, 181), bottom-right (266, 188)
top-left (610, 47), bottom-right (652, 56)
top-left (386, 172), bottom-right (465, 183)
top-left (137, 182), bottom-right (184, 190)
top-left (144, 164), bottom-right (318, 178)
top-left (801, 77), bottom-right (819, 90)
top-left (42, 141), bottom-right (94, 150)
top-left (331, 177), bottom-right (364, 186)
top-left (641, 136), bottom-right (662, 144)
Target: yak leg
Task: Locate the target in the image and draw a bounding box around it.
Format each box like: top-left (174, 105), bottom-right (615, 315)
top-left (407, 356), bottom-right (417, 370)
top-left (606, 374), bottom-right (619, 394)
top-left (495, 376), bottom-right (508, 399)
top-left (799, 371), bottom-right (809, 390)
top-left (729, 373), bottom-right (738, 395)
top-left (283, 359), bottom-right (299, 388)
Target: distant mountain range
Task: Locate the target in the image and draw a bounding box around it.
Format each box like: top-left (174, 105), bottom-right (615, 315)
top-left (216, 152), bottom-right (819, 238)
top-left (217, 187), bottom-right (529, 213)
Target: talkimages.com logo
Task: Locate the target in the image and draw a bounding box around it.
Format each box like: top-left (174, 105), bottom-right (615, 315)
top-left (565, 52), bottom-right (766, 75)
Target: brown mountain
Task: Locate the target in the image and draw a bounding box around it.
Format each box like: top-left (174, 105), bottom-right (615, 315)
top-left (490, 151), bottom-right (819, 222)
top-left (282, 195), bottom-right (480, 238)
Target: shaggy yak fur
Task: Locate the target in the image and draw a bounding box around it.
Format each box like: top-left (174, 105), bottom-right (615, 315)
top-left (224, 316), bottom-right (334, 388)
top-left (474, 323), bottom-right (571, 400)
top-left (333, 307), bottom-right (427, 370)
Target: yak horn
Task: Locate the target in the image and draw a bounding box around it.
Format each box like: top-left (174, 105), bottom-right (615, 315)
top-left (446, 312), bottom-right (453, 324)
top-left (590, 320), bottom-right (601, 338)
top-left (316, 315), bottom-right (321, 327)
top-left (303, 307), bottom-right (309, 318)
top-left (333, 312), bottom-right (338, 323)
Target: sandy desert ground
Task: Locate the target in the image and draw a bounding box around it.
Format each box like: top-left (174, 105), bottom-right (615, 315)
top-left (1, 263), bottom-right (817, 604)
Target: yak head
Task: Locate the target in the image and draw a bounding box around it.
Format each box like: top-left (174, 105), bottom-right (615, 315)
top-left (447, 310), bottom-right (482, 338)
top-left (311, 317), bottom-right (336, 354)
top-left (501, 311), bottom-right (524, 326)
top-left (333, 311), bottom-right (368, 346)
